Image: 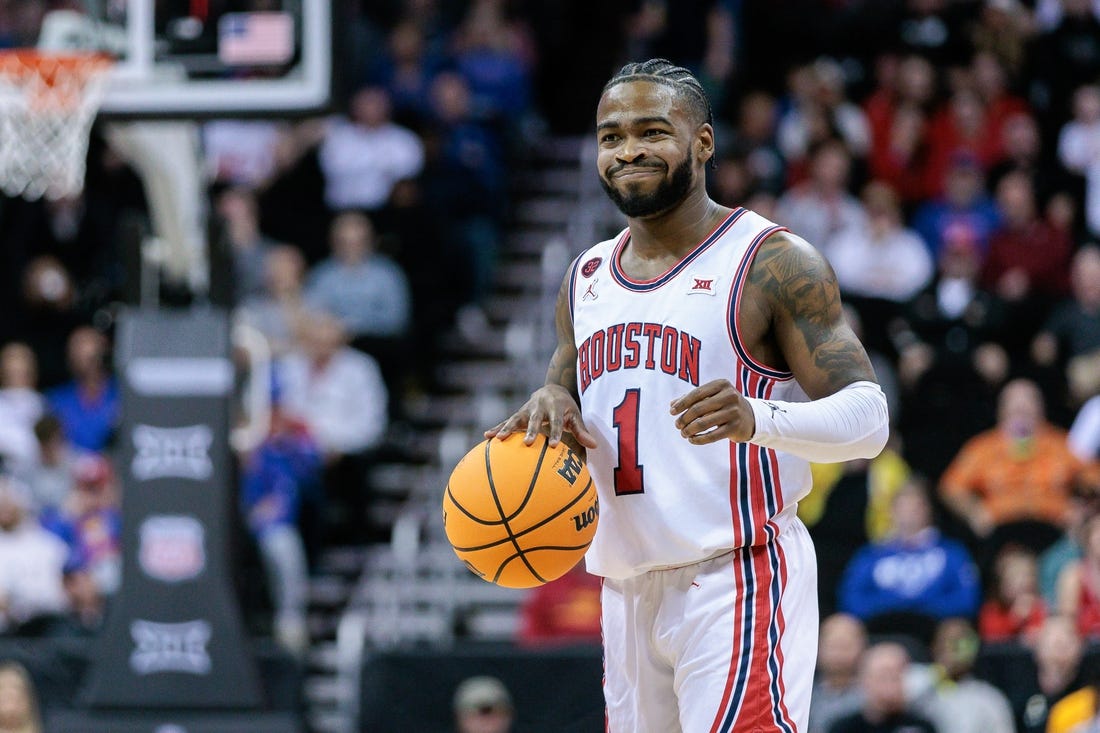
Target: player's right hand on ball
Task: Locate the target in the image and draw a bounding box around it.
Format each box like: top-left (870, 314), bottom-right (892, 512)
top-left (484, 384), bottom-right (598, 450)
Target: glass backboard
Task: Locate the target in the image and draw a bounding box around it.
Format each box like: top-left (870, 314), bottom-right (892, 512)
top-left (33, 0), bottom-right (332, 117)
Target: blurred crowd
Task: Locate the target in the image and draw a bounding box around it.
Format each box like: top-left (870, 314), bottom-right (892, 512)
top-left (2, 0), bottom-right (1100, 728)
top-left (0, 0), bottom-right (548, 656)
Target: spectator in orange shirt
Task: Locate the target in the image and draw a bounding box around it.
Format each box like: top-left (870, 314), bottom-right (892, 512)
top-left (940, 378), bottom-right (1086, 561)
top-left (516, 563), bottom-right (601, 648)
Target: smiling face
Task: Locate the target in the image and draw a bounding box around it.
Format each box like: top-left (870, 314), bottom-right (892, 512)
top-left (595, 80), bottom-right (712, 219)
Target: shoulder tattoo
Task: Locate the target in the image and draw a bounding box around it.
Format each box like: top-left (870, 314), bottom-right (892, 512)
top-left (748, 233), bottom-right (872, 389)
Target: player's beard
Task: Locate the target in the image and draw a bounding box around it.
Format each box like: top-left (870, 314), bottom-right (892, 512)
top-left (600, 154), bottom-right (695, 218)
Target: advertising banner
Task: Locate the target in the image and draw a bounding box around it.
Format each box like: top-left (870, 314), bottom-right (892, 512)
top-left (82, 308), bottom-right (262, 709)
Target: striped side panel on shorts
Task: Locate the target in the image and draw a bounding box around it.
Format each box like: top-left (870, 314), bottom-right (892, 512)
top-left (708, 364), bottom-right (796, 733)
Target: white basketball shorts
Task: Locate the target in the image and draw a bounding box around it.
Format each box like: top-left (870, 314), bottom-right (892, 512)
top-left (601, 517), bottom-right (818, 732)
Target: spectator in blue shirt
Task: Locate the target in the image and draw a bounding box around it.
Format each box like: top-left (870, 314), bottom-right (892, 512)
top-left (239, 398), bottom-right (321, 658)
top-left (911, 154), bottom-right (1001, 262)
top-left (40, 454), bottom-right (122, 599)
top-left (45, 327), bottom-right (119, 453)
top-left (838, 478), bottom-right (981, 642)
top-left (305, 212), bottom-right (411, 343)
top-left (304, 212), bottom-right (412, 418)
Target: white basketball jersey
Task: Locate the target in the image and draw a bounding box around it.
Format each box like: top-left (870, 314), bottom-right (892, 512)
top-left (570, 208), bottom-right (813, 580)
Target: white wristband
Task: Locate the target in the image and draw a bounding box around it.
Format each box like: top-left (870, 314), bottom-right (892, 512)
top-left (746, 380), bottom-right (890, 463)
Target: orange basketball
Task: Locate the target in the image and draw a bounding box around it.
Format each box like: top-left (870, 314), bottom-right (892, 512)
top-left (443, 434), bottom-right (597, 588)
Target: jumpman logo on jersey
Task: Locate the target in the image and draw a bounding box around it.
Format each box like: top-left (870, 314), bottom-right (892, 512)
top-left (763, 401), bottom-right (787, 417)
top-left (583, 278), bottom-right (599, 301)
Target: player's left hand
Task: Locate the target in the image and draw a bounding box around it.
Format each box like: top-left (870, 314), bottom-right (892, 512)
top-left (670, 379), bottom-right (756, 444)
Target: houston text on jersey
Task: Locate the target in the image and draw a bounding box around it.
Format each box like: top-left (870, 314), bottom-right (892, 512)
top-left (578, 322), bottom-right (701, 393)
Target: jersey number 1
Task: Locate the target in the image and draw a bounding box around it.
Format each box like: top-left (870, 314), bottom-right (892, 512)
top-left (612, 389), bottom-right (645, 495)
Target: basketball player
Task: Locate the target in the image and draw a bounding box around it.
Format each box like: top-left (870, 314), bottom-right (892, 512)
top-left (485, 59), bottom-right (889, 732)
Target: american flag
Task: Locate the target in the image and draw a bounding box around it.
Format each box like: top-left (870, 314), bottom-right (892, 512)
top-left (218, 12), bottom-right (295, 66)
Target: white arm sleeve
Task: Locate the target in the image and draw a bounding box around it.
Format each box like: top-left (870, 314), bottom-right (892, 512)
top-left (745, 380), bottom-right (890, 463)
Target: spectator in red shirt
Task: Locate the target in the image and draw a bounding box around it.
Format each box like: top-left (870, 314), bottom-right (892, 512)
top-left (869, 103), bottom-right (935, 205)
top-left (865, 55), bottom-right (938, 204)
top-left (981, 170), bottom-right (1074, 356)
top-left (972, 51), bottom-right (1031, 165)
top-left (925, 89), bottom-right (999, 197)
top-left (983, 171), bottom-right (1074, 300)
top-left (978, 545), bottom-right (1047, 643)
top-left (1056, 511), bottom-right (1100, 638)
top-left (865, 54), bottom-right (938, 150)
top-left (516, 563), bottom-right (601, 648)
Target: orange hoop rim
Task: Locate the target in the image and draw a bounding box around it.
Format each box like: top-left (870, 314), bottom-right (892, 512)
top-left (0, 50), bottom-right (114, 110)
top-left (0, 49), bottom-right (114, 84)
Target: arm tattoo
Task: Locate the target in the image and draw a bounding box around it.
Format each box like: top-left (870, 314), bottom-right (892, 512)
top-left (545, 268), bottom-right (581, 402)
top-left (749, 234), bottom-right (875, 391)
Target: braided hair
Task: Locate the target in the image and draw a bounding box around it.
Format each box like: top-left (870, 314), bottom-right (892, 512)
top-left (602, 59), bottom-right (716, 166)
top-left (603, 59), bottom-right (713, 126)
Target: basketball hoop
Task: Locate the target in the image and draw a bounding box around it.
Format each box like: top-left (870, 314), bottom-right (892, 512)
top-left (0, 50), bottom-right (113, 201)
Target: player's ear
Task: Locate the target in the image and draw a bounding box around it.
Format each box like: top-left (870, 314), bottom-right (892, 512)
top-left (696, 123), bottom-right (715, 166)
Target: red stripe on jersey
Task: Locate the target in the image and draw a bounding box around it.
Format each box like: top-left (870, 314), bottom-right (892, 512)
top-left (767, 523), bottom-right (796, 731)
top-left (761, 379), bottom-right (784, 514)
top-left (757, 380), bottom-right (796, 731)
top-left (601, 575), bottom-right (609, 733)
top-left (708, 553), bottom-right (748, 733)
top-left (732, 364), bottom-right (751, 545)
top-left (732, 543), bottom-right (785, 730)
top-left (741, 366), bottom-right (778, 547)
top-left (728, 427), bottom-right (743, 548)
top-left (727, 225), bottom-right (793, 380)
top-left (748, 416), bottom-right (765, 548)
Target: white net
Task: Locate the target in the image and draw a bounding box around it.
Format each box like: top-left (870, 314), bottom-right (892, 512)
top-left (0, 51), bottom-right (113, 201)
